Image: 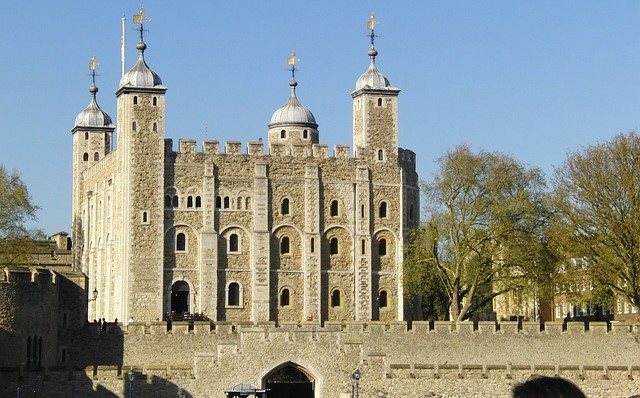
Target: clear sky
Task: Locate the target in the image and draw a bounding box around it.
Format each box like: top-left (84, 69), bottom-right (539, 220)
top-left (1, 1), bottom-right (639, 235)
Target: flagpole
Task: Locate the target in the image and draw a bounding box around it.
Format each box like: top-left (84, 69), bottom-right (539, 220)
top-left (121, 16), bottom-right (126, 77)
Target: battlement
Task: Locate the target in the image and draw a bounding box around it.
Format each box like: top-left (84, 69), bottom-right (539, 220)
top-left (81, 150), bottom-right (117, 180)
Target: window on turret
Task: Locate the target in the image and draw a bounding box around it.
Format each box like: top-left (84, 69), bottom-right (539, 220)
top-left (379, 290), bottom-right (388, 308)
top-left (83, 153), bottom-right (89, 162)
top-left (237, 197), bottom-right (243, 210)
top-left (153, 123), bottom-right (158, 132)
top-left (280, 236), bottom-right (290, 254)
top-left (153, 97), bottom-right (157, 106)
top-left (280, 288), bottom-right (290, 307)
top-left (330, 200), bottom-right (339, 217)
top-left (223, 196), bottom-right (230, 209)
top-left (187, 196), bottom-right (193, 208)
top-left (409, 204), bottom-right (414, 221)
top-left (310, 238), bottom-right (315, 253)
top-left (227, 282), bottom-right (241, 306)
top-left (245, 197), bottom-right (251, 210)
top-left (378, 239), bottom-right (387, 256)
top-left (303, 130), bottom-right (308, 139)
top-left (330, 237), bottom-right (339, 255)
top-left (229, 234), bottom-right (239, 253)
top-left (331, 289), bottom-right (341, 307)
top-left (281, 198), bottom-right (290, 215)
top-left (195, 196), bottom-right (201, 208)
top-left (172, 196), bottom-right (179, 207)
top-left (165, 195), bottom-right (171, 207)
top-left (85, 132), bottom-right (89, 140)
top-left (280, 130), bottom-right (286, 139)
top-left (379, 201), bottom-right (387, 218)
top-left (142, 211), bottom-right (148, 223)
top-left (216, 196), bottom-right (222, 209)
top-left (132, 121), bottom-right (137, 131)
top-left (94, 152), bottom-right (99, 161)
top-left (361, 239), bottom-right (366, 255)
top-left (377, 98), bottom-right (383, 107)
top-left (133, 96), bottom-right (138, 105)
top-left (176, 233), bottom-right (186, 252)
top-left (378, 149), bottom-right (384, 161)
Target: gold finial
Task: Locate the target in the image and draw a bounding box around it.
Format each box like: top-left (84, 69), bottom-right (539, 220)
top-left (133, 8), bottom-right (145, 24)
top-left (89, 56), bottom-right (97, 71)
top-left (287, 51), bottom-right (299, 66)
top-left (367, 12), bottom-right (378, 31)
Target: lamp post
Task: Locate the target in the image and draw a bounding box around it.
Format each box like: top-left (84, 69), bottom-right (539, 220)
top-left (351, 369), bottom-right (361, 398)
top-left (88, 288), bottom-right (98, 302)
top-left (128, 372), bottom-right (134, 398)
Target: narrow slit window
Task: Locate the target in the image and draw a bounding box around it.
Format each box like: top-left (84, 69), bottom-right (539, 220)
top-left (379, 201), bottom-right (387, 218)
top-left (280, 129), bottom-right (286, 139)
top-left (330, 200), bottom-right (339, 217)
top-left (228, 282), bottom-right (240, 306)
top-left (195, 196), bottom-right (201, 208)
top-left (280, 288), bottom-right (290, 307)
top-left (153, 122), bottom-right (158, 132)
top-left (187, 196), bottom-right (193, 208)
top-left (83, 153), bottom-right (89, 161)
top-left (223, 197), bottom-right (230, 209)
top-left (331, 290), bottom-right (341, 307)
top-left (216, 196), bottom-right (222, 209)
top-left (165, 195), bottom-right (172, 207)
top-left (133, 96), bottom-right (138, 105)
top-left (303, 130), bottom-right (308, 139)
top-left (176, 233), bottom-right (186, 251)
top-left (94, 152), bottom-right (99, 161)
top-left (280, 236), bottom-right (290, 254)
top-left (378, 149), bottom-right (384, 161)
top-left (379, 290), bottom-right (388, 308)
top-left (172, 195), bottom-right (179, 207)
top-left (281, 198), bottom-right (290, 215)
top-left (330, 237), bottom-right (338, 255)
top-left (361, 239), bottom-right (366, 255)
top-left (229, 234), bottom-right (239, 253)
top-left (377, 98), bottom-right (383, 106)
top-left (378, 238), bottom-right (387, 256)
top-left (361, 204), bottom-right (365, 218)
top-left (152, 97), bottom-right (157, 106)
top-left (142, 211), bottom-right (148, 223)
top-left (310, 238), bottom-right (315, 253)
top-left (132, 121), bottom-right (136, 131)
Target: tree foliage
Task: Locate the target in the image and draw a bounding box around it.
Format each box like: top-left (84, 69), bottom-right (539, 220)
top-left (550, 132), bottom-right (640, 313)
top-left (420, 146), bottom-right (550, 321)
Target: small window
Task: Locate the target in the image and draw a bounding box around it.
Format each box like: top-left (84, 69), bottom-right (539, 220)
top-left (303, 130), bottom-right (308, 139)
top-left (379, 290), bottom-right (388, 308)
top-left (245, 197), bottom-right (251, 210)
top-left (176, 233), bottom-right (186, 251)
top-left (330, 237), bottom-right (338, 255)
top-left (216, 196), bottom-right (222, 209)
top-left (84, 132), bottom-right (89, 140)
top-left (153, 122), bottom-right (158, 132)
top-left (237, 197), bottom-right (243, 210)
top-left (224, 197), bottom-right (230, 209)
top-left (228, 282), bottom-right (240, 306)
top-left (330, 200), bottom-right (339, 217)
top-left (280, 129), bottom-right (286, 139)
top-left (229, 234), bottom-right (239, 253)
top-left (172, 195), bottom-right (179, 207)
top-left (195, 196), bottom-right (201, 208)
top-left (281, 198), bottom-right (290, 215)
top-left (409, 204), bottom-right (414, 221)
top-left (331, 289), bottom-right (341, 307)
top-left (378, 238), bottom-right (387, 256)
top-left (94, 152), bottom-right (99, 161)
top-left (187, 196), bottom-right (193, 208)
top-left (83, 153), bottom-right (89, 161)
top-left (378, 149), bottom-right (384, 161)
top-left (361, 205), bottom-right (365, 218)
top-left (133, 96), bottom-right (138, 105)
top-left (377, 98), bottom-right (383, 107)
top-left (361, 239), bottom-right (366, 255)
top-left (142, 211), bottom-right (148, 223)
top-left (165, 195), bottom-right (171, 207)
top-left (152, 97), bottom-right (157, 106)
top-left (310, 238), bottom-right (315, 253)
top-left (280, 288), bottom-right (290, 307)
top-left (379, 201), bottom-right (387, 218)
top-left (61, 347), bottom-right (67, 363)
top-left (132, 121), bottom-right (137, 131)
top-left (280, 236), bottom-right (290, 254)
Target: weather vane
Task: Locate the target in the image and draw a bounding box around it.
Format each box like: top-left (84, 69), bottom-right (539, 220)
top-left (88, 56), bottom-right (99, 85)
top-left (132, 7), bottom-right (152, 42)
top-left (367, 12), bottom-right (379, 48)
top-left (287, 50), bottom-right (299, 81)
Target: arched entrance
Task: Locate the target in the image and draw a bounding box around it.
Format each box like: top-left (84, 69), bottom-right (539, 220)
top-left (171, 281), bottom-right (190, 314)
top-left (264, 363), bottom-right (314, 398)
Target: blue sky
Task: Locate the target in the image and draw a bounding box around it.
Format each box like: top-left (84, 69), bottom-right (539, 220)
top-left (1, 1), bottom-right (639, 234)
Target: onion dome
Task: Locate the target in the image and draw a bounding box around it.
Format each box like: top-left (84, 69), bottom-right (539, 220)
top-left (354, 13), bottom-right (398, 92)
top-left (269, 78), bottom-right (317, 128)
top-left (74, 83), bottom-right (113, 128)
top-left (119, 40), bottom-right (162, 88)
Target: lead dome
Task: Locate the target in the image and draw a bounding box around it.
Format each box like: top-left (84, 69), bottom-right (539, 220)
top-left (74, 84), bottom-right (113, 128)
top-left (269, 79), bottom-right (317, 128)
top-left (119, 40), bottom-right (163, 88)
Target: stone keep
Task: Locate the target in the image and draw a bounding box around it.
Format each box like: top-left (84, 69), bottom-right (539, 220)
top-left (71, 26), bottom-right (419, 325)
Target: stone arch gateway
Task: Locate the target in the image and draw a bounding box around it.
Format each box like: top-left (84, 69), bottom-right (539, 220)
top-left (262, 362), bottom-right (315, 398)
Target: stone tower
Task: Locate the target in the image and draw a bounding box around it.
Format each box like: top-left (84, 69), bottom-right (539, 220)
top-left (115, 24), bottom-right (167, 322)
top-left (71, 61), bottom-right (114, 273)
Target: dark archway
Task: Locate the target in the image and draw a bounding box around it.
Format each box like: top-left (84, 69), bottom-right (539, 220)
top-left (171, 281), bottom-right (190, 314)
top-left (264, 364), bottom-right (314, 398)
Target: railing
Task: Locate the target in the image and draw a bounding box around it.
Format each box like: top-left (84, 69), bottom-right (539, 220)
top-left (164, 312), bottom-right (211, 322)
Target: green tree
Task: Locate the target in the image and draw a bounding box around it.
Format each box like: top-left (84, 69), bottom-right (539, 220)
top-left (550, 132), bottom-right (640, 314)
top-left (421, 146), bottom-right (550, 321)
top-left (0, 165), bottom-right (39, 264)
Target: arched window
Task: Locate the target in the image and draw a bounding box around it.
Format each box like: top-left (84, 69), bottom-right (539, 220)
top-left (93, 152), bottom-right (99, 161)
top-left (133, 96), bottom-right (138, 105)
top-left (245, 197), bottom-right (251, 209)
top-left (83, 153), bottom-right (89, 161)
top-left (153, 122), bottom-right (158, 132)
top-left (379, 290), bottom-right (388, 308)
top-left (281, 198), bottom-right (290, 215)
top-left (237, 197), bottom-right (243, 210)
top-left (280, 236), bottom-right (290, 254)
top-left (378, 149), bottom-right (384, 161)
top-left (142, 211), bottom-right (148, 223)
top-left (165, 195), bottom-right (171, 207)
top-left (280, 129), bottom-right (286, 139)
top-left (176, 233), bottom-right (186, 251)
top-left (229, 234), bottom-right (239, 253)
top-left (187, 196), bottom-right (193, 208)
top-left (216, 196), bottom-right (222, 209)
top-left (228, 282), bottom-right (240, 306)
top-left (331, 289), bottom-right (341, 307)
top-left (377, 98), bottom-right (383, 106)
top-left (310, 238), bottom-right (315, 253)
top-left (280, 288), bottom-right (290, 307)
top-left (172, 195), bottom-right (179, 207)
top-left (361, 239), bottom-right (366, 255)
top-left (330, 200), bottom-right (339, 217)
top-left (152, 97), bottom-right (157, 106)
top-left (303, 130), bottom-right (308, 139)
top-left (195, 196), bottom-right (201, 208)
top-left (379, 201), bottom-right (387, 218)
top-left (378, 238), bottom-right (387, 256)
top-left (85, 132), bottom-right (89, 140)
top-left (330, 237), bottom-right (338, 255)
top-left (132, 121), bottom-right (136, 131)
top-left (224, 196), bottom-right (230, 209)
top-left (361, 204), bottom-right (365, 218)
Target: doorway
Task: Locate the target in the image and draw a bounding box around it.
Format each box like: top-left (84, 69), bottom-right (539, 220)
top-left (171, 281), bottom-right (190, 314)
top-left (264, 363), bottom-right (314, 398)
